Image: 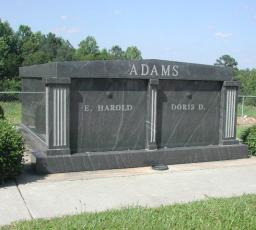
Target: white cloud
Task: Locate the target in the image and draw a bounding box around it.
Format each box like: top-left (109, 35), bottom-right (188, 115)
top-left (60, 15), bottom-right (68, 20)
top-left (242, 4), bottom-right (249, 10)
top-left (113, 9), bottom-right (122, 15)
top-left (214, 32), bottom-right (232, 38)
top-left (53, 26), bottom-right (80, 34)
top-left (66, 27), bottom-right (80, 33)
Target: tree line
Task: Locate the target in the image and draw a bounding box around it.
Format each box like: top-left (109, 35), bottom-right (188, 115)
top-left (0, 19), bottom-right (142, 87)
top-left (1, 19), bottom-right (256, 97)
top-left (214, 54), bottom-right (256, 98)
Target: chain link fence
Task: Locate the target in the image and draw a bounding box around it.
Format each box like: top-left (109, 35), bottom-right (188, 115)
top-left (236, 95), bottom-right (256, 139)
top-left (0, 92), bottom-right (22, 124)
top-left (237, 95), bottom-right (256, 117)
top-left (0, 91), bottom-right (45, 125)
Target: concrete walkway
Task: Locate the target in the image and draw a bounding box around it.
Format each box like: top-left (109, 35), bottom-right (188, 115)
top-left (1, 157), bottom-right (256, 226)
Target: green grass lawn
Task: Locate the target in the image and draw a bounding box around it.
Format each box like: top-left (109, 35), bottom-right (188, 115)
top-left (2, 194), bottom-right (256, 230)
top-left (237, 103), bottom-right (256, 117)
top-left (0, 101), bottom-right (21, 125)
top-left (236, 125), bottom-right (251, 139)
top-left (236, 103), bottom-right (256, 139)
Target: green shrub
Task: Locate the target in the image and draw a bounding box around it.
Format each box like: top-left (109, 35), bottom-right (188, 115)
top-left (0, 78), bottom-right (21, 91)
top-left (0, 120), bottom-right (24, 183)
top-left (241, 125), bottom-right (256, 155)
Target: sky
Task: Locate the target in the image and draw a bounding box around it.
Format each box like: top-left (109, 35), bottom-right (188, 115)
top-left (0, 0), bottom-right (256, 69)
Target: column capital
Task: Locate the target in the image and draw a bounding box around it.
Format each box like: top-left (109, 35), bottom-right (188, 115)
top-left (149, 78), bottom-right (159, 85)
top-left (45, 77), bottom-right (71, 85)
top-left (223, 81), bottom-right (240, 87)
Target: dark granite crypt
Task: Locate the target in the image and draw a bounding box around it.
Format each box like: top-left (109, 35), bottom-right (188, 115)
top-left (19, 60), bottom-right (248, 173)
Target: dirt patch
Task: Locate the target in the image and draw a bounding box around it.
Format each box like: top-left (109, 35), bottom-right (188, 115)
top-left (237, 116), bottom-right (256, 125)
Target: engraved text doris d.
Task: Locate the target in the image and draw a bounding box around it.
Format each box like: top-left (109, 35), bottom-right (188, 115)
top-left (170, 104), bottom-right (206, 111)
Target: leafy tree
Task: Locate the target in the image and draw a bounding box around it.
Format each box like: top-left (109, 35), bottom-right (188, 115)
top-left (16, 26), bottom-right (44, 65)
top-left (125, 46), bottom-right (142, 60)
top-left (76, 36), bottom-right (99, 60)
top-left (0, 20), bottom-right (20, 80)
top-left (236, 69), bottom-right (256, 96)
top-left (55, 40), bottom-right (75, 61)
top-left (23, 50), bottom-right (50, 65)
top-left (97, 48), bottom-right (111, 60)
top-left (0, 19), bottom-right (144, 88)
top-left (16, 25), bottom-right (33, 53)
top-left (40, 33), bottom-right (75, 62)
top-left (109, 45), bottom-right (125, 59)
top-left (18, 31), bottom-right (75, 65)
top-left (214, 54), bottom-right (238, 70)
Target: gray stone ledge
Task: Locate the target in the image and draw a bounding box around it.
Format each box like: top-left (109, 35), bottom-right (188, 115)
top-left (32, 144), bottom-right (248, 174)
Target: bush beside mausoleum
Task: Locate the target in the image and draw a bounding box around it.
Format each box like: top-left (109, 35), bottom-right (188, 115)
top-left (0, 119), bottom-right (24, 183)
top-left (241, 125), bottom-right (256, 156)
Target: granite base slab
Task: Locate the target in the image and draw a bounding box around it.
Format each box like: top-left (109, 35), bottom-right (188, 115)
top-left (32, 145), bottom-right (248, 174)
top-left (21, 124), bottom-right (248, 174)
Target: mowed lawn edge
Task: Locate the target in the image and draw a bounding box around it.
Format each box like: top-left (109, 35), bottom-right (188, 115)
top-left (2, 194), bottom-right (256, 230)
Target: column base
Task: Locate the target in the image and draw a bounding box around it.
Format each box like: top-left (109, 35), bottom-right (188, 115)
top-left (221, 139), bottom-right (239, 145)
top-left (47, 148), bottom-right (71, 156)
top-left (146, 143), bottom-right (157, 150)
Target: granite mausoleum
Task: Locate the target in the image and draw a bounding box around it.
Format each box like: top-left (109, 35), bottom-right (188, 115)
top-left (20, 60), bottom-right (248, 173)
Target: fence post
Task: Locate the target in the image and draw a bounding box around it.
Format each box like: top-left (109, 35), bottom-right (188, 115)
top-left (241, 96), bottom-right (245, 117)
